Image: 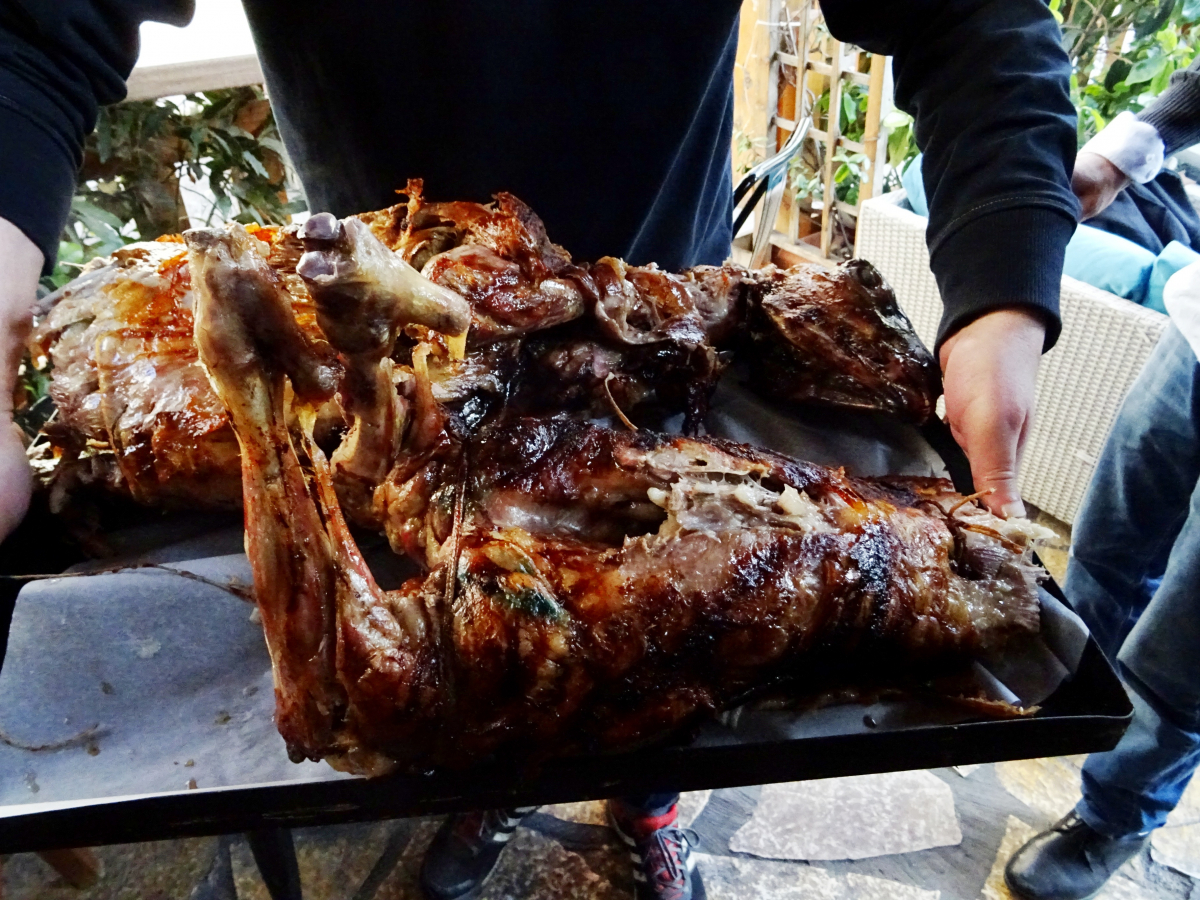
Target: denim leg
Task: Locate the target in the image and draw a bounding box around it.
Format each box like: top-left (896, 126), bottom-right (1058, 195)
top-left (1066, 324), bottom-right (1200, 660)
top-left (1069, 324), bottom-right (1200, 837)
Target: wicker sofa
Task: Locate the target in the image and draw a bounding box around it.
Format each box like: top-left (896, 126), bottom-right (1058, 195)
top-left (855, 191), bottom-right (1169, 524)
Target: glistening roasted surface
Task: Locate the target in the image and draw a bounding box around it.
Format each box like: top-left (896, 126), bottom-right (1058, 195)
top-left (188, 226), bottom-right (1045, 773)
top-left (31, 187), bottom-right (941, 518)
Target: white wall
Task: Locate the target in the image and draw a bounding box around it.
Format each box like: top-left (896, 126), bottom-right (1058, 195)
top-left (137, 0), bottom-right (255, 67)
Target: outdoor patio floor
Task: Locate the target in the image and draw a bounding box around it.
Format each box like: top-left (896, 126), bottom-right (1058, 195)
top-left (6, 508), bottom-right (1199, 900)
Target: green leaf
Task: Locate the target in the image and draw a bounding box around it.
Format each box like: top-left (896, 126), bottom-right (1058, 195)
top-left (1104, 59), bottom-right (1132, 92)
top-left (71, 197), bottom-right (125, 233)
top-left (241, 150), bottom-right (269, 179)
top-left (1128, 54), bottom-right (1168, 85)
top-left (887, 126), bottom-right (912, 169)
top-left (1184, 0), bottom-right (1200, 20)
top-left (842, 91), bottom-right (857, 127)
top-left (1159, 27), bottom-right (1178, 52)
top-left (882, 109), bottom-right (912, 129)
top-left (1151, 62), bottom-right (1174, 95)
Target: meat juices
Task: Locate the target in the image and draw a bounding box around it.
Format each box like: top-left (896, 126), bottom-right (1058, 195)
top-left (188, 219), bottom-right (1047, 776)
top-left (32, 188), bottom-right (940, 515)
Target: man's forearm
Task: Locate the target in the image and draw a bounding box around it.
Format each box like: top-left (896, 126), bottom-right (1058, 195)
top-left (0, 216), bottom-right (44, 411)
top-left (1139, 58), bottom-right (1200, 158)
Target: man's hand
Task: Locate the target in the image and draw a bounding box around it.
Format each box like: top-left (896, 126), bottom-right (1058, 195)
top-left (0, 216), bottom-right (43, 543)
top-left (1072, 151), bottom-right (1129, 221)
top-left (938, 308), bottom-right (1045, 519)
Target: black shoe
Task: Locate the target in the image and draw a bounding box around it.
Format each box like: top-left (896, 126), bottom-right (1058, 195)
top-left (1004, 811), bottom-right (1148, 900)
top-left (608, 799), bottom-right (703, 900)
top-left (419, 806), bottom-right (538, 900)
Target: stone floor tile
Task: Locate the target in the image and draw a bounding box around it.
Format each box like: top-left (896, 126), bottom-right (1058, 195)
top-left (1, 837), bottom-right (217, 900)
top-left (1165, 777), bottom-right (1200, 828)
top-left (1152, 823), bottom-right (1200, 879)
top-left (995, 757), bottom-right (1084, 822)
top-left (678, 789), bottom-right (713, 826)
top-left (544, 800), bottom-right (608, 827)
top-left (371, 822), bottom-right (622, 900)
top-left (1094, 853), bottom-right (1174, 900)
top-left (229, 821), bottom-right (398, 900)
top-left (695, 853), bottom-right (939, 900)
top-left (954, 765), bottom-right (984, 778)
top-left (729, 771), bottom-right (961, 861)
top-left (476, 828), bottom-right (623, 900)
top-left (979, 815), bottom-right (1036, 900)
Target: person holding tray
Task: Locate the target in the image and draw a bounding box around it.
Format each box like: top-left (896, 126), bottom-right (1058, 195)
top-left (1006, 59), bottom-right (1200, 900)
top-left (0, 2), bottom-right (1080, 899)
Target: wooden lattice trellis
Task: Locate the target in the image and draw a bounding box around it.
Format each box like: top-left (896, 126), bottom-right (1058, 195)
top-left (752, 0), bottom-right (890, 263)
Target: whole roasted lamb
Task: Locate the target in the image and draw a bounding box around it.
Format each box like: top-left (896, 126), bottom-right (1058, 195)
top-left (178, 205), bottom-right (1046, 776)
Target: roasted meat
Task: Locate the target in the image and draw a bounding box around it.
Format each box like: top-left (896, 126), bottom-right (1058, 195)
top-left (189, 224), bottom-right (1046, 775)
top-left (746, 259), bottom-right (942, 422)
top-left (28, 227), bottom-right (334, 513)
top-left (30, 188), bottom-right (941, 520)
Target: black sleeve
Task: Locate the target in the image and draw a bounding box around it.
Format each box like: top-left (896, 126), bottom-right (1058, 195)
top-left (0, 1), bottom-right (194, 273)
top-left (822, 0), bottom-right (1079, 351)
top-left (1139, 58), bottom-right (1200, 158)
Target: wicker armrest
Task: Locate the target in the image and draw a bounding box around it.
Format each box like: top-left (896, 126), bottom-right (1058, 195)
top-left (856, 194), bottom-right (1169, 524)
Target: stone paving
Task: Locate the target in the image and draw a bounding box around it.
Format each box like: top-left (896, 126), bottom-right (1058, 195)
top-left (5, 759), bottom-right (1199, 899)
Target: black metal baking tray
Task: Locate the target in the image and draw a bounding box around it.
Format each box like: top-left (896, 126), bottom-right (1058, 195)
top-left (0, 414), bottom-right (1132, 855)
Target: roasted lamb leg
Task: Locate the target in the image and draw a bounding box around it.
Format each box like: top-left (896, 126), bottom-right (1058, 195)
top-left (190, 231), bottom-right (1045, 773)
top-left (296, 212), bottom-right (472, 524)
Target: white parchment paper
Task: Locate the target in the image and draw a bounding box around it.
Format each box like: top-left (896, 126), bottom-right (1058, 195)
top-left (0, 378), bottom-right (1088, 811)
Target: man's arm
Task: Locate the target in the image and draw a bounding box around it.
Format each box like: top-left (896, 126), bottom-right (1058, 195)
top-left (822, 0), bottom-right (1079, 517)
top-left (0, 1), bottom-right (192, 540)
top-left (0, 217), bottom-right (43, 539)
top-left (1075, 58), bottom-right (1200, 221)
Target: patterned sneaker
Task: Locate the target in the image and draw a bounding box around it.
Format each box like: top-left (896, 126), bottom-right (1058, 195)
top-left (419, 806), bottom-right (539, 900)
top-left (608, 799), bottom-right (702, 900)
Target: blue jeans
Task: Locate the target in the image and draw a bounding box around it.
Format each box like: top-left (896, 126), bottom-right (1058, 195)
top-left (1068, 324), bottom-right (1200, 838)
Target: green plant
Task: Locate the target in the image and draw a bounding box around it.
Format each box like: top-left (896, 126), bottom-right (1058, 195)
top-left (1056, 0), bottom-right (1200, 144)
top-left (42, 86), bottom-right (304, 292)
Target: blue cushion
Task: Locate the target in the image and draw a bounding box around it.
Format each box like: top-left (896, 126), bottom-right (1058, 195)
top-left (1147, 240), bottom-right (1200, 315)
top-left (901, 154), bottom-right (928, 217)
top-left (1063, 224), bottom-right (1155, 305)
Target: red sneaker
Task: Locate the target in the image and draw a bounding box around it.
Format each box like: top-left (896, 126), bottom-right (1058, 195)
top-left (608, 799), bottom-right (703, 900)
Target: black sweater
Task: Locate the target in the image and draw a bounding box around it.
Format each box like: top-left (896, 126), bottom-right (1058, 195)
top-left (1140, 57), bottom-right (1200, 157)
top-left (0, 0), bottom-right (1079, 348)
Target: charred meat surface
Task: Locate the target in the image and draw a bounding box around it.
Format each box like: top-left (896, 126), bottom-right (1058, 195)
top-left (28, 231), bottom-right (319, 512)
top-left (746, 260), bottom-right (942, 424)
top-left (296, 213), bottom-right (471, 525)
top-left (31, 189), bottom-right (941, 534)
top-left (189, 226), bottom-right (1044, 772)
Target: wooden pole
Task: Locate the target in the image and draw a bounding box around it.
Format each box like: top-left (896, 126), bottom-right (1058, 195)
top-left (819, 39), bottom-right (844, 259)
top-left (857, 52), bottom-right (887, 207)
top-left (38, 848), bottom-right (102, 889)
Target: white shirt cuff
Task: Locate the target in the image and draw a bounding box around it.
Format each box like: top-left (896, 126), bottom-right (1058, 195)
top-left (1081, 111), bottom-right (1165, 183)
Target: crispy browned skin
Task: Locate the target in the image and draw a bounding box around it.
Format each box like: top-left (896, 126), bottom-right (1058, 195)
top-left (362, 184), bottom-right (589, 344)
top-left (746, 259), bottom-right (942, 424)
top-left (190, 230), bottom-right (1042, 772)
top-left (33, 189), bottom-right (940, 518)
top-left (186, 224), bottom-right (345, 756)
top-left (28, 229), bottom-right (318, 511)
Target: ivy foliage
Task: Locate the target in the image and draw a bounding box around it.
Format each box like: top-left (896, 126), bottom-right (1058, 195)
top-left (43, 86), bottom-right (304, 292)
